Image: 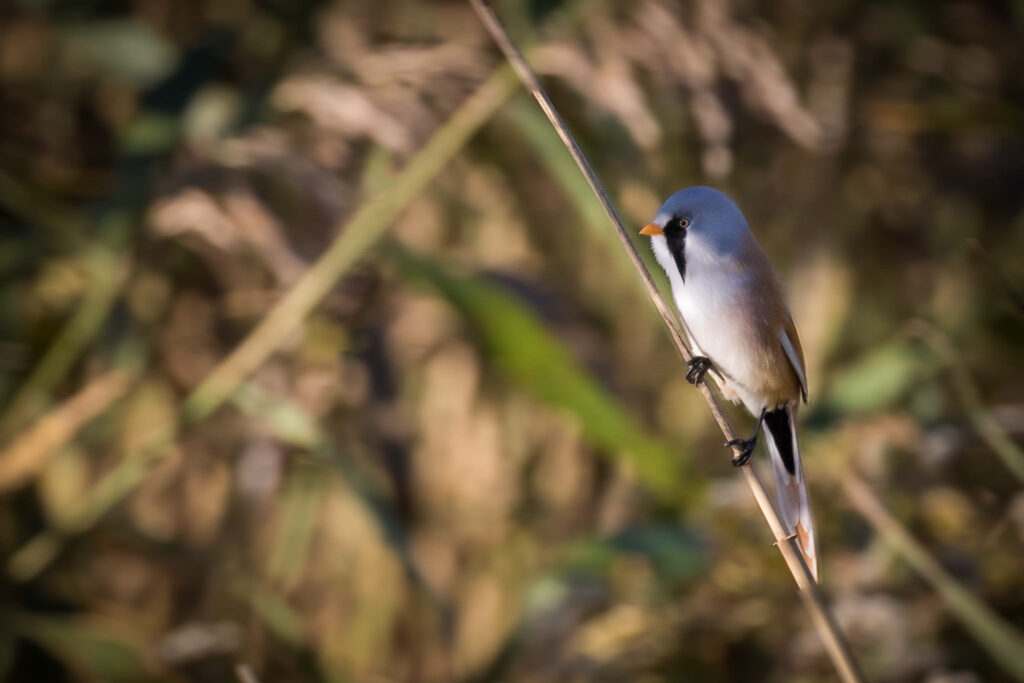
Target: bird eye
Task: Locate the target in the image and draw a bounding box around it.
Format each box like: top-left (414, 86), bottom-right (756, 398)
top-left (679, 218), bottom-right (690, 229)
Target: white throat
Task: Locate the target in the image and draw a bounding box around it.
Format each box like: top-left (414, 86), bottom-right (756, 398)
top-left (648, 233), bottom-right (756, 411)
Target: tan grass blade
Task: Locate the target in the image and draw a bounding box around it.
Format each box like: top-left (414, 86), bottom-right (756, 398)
top-left (843, 472), bottom-right (1024, 681)
top-left (183, 65), bottom-right (519, 421)
top-left (6, 63), bottom-right (520, 581)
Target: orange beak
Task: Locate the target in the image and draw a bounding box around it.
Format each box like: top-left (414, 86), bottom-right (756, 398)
top-left (639, 223), bottom-right (663, 236)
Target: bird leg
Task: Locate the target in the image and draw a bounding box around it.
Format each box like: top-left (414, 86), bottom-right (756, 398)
top-left (685, 356), bottom-right (713, 385)
top-left (724, 408), bottom-right (766, 467)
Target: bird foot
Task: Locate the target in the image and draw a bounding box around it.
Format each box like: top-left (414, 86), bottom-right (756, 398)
top-left (724, 436), bottom-right (758, 467)
top-left (685, 356), bottom-right (712, 385)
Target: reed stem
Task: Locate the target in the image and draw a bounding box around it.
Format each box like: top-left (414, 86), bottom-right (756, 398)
top-left (467, 1), bottom-right (866, 680)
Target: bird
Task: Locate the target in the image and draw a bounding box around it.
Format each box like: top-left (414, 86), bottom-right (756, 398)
top-left (639, 186), bottom-right (818, 580)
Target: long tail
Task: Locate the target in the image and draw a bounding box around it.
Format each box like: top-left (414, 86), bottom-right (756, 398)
top-left (762, 406), bottom-right (818, 581)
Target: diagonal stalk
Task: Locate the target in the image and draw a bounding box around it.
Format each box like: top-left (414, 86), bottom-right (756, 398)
top-left (466, 1), bottom-right (866, 681)
top-left (183, 65), bottom-right (519, 422)
top-left (842, 472), bottom-right (1024, 681)
top-left (8, 63), bottom-right (521, 581)
top-left (0, 248), bottom-right (126, 442)
top-left (908, 320), bottom-right (1024, 483)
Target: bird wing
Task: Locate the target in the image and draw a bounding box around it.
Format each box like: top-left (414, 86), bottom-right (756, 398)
top-left (779, 323), bottom-right (808, 403)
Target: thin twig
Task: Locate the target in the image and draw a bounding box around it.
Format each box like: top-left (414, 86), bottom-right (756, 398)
top-left (842, 471), bottom-right (1024, 681)
top-left (0, 367), bottom-right (135, 491)
top-left (0, 248), bottom-right (127, 442)
top-left (908, 320), bottom-right (1024, 483)
top-left (466, 1), bottom-right (866, 681)
top-left (182, 65), bottom-right (519, 422)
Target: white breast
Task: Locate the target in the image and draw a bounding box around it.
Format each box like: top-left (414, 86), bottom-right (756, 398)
top-left (651, 234), bottom-right (765, 414)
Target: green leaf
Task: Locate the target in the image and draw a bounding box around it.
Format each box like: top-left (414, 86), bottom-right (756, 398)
top-left (13, 613), bottom-right (158, 682)
top-left (61, 20), bottom-right (179, 87)
top-left (824, 343), bottom-right (930, 414)
top-left (119, 112), bottom-right (179, 155)
top-left (230, 578), bottom-right (306, 647)
top-left (391, 246), bottom-right (692, 502)
top-left (233, 382), bottom-right (324, 450)
top-left (562, 523), bottom-right (705, 581)
top-left (503, 98), bottom-right (610, 248)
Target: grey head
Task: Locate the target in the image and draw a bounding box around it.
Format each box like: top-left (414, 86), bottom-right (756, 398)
top-left (640, 186), bottom-right (756, 282)
top-left (650, 186), bottom-right (753, 256)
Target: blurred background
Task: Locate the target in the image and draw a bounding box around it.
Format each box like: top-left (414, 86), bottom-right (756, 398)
top-left (1, 0), bottom-right (1023, 681)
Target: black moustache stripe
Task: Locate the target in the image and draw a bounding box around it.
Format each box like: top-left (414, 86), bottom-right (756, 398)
top-left (665, 223), bottom-right (687, 282)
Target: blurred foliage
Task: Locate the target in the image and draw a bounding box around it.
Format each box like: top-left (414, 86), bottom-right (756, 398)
top-left (1, 0), bottom-right (1023, 682)
top-left (392, 246), bottom-right (691, 501)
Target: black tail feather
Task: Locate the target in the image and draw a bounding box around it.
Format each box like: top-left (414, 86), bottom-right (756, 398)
top-left (763, 407), bottom-right (795, 475)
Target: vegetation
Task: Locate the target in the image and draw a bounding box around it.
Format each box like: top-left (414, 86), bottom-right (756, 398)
top-left (1, 0), bottom-right (1023, 681)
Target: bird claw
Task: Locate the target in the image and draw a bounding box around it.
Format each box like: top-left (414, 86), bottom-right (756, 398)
top-left (685, 356), bottom-right (712, 385)
top-left (725, 436), bottom-right (757, 467)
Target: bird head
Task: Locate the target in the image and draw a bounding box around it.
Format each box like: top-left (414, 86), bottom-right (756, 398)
top-left (639, 186), bottom-right (752, 257)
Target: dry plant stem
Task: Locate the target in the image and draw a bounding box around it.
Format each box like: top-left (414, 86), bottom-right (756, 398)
top-left (467, 1), bottom-right (866, 681)
top-left (843, 472), bottom-right (1024, 681)
top-left (0, 367), bottom-right (134, 491)
top-left (0, 249), bottom-right (126, 441)
top-left (183, 65), bottom-right (519, 421)
top-left (468, 1), bottom-right (691, 357)
top-left (8, 65), bottom-right (521, 581)
top-left (909, 320), bottom-right (1024, 483)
